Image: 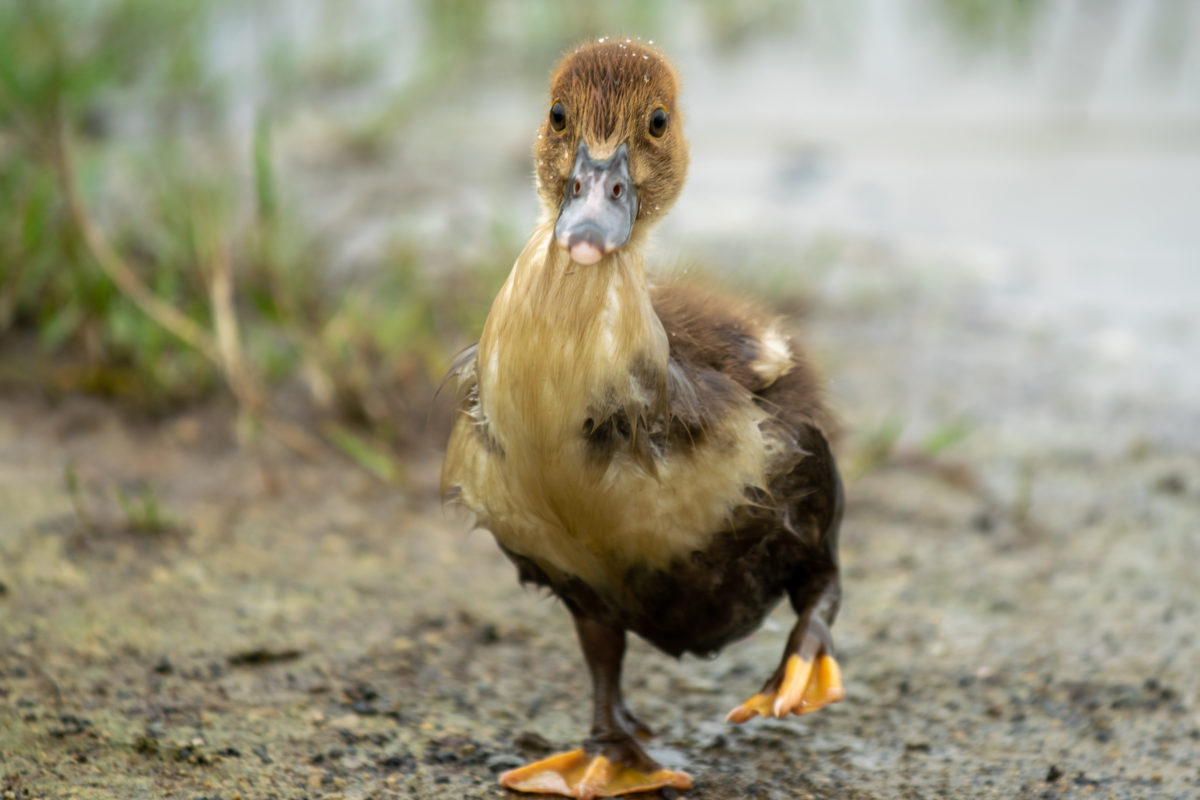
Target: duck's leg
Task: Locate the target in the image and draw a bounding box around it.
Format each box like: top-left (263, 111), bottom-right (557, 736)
top-left (728, 432), bottom-right (846, 724)
top-left (500, 614), bottom-right (693, 799)
top-left (726, 576), bottom-right (844, 722)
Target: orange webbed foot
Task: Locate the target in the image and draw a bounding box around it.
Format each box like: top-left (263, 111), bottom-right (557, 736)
top-left (726, 652), bottom-right (844, 723)
top-left (500, 749), bottom-right (693, 799)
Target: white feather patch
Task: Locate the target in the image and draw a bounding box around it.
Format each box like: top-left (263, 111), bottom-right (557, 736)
top-left (751, 326), bottom-right (793, 385)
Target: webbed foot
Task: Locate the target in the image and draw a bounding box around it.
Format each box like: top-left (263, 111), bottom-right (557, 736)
top-left (726, 617), bottom-right (844, 722)
top-left (499, 746), bottom-right (692, 799)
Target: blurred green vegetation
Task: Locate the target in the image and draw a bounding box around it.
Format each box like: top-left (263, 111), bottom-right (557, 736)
top-left (0, 0), bottom-right (217, 404)
top-left (0, 0), bottom-right (515, 470)
top-left (927, 0), bottom-right (1040, 56)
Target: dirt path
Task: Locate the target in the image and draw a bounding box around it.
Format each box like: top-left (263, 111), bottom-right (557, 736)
top-left (2, 249), bottom-right (1198, 799)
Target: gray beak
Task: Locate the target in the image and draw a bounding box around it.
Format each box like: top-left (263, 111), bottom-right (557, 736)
top-left (554, 141), bottom-right (638, 265)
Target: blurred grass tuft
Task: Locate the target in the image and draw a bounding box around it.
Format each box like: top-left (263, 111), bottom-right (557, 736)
top-left (0, 0), bottom-right (513, 479)
top-left (114, 483), bottom-right (174, 535)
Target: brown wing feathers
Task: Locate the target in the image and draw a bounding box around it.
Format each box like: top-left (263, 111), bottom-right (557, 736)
top-left (652, 280), bottom-right (836, 440)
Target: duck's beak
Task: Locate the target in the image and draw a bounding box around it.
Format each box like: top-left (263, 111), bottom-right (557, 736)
top-left (554, 141), bottom-right (638, 265)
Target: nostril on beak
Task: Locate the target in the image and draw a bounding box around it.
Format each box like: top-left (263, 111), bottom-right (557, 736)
top-left (612, 182), bottom-right (623, 199)
top-left (573, 179), bottom-right (582, 196)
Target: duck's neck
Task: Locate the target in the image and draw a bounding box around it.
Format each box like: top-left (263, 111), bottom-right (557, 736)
top-left (477, 220), bottom-right (668, 452)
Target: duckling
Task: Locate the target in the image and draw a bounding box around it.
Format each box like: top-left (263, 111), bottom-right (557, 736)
top-left (442, 38), bottom-right (845, 799)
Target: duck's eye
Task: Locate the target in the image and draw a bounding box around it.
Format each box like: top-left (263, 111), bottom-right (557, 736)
top-left (549, 100), bottom-right (567, 132)
top-left (648, 106), bottom-right (669, 138)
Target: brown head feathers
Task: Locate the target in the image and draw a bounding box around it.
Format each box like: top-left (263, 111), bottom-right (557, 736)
top-left (535, 38), bottom-right (690, 228)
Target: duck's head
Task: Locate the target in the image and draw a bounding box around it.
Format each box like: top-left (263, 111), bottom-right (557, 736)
top-left (535, 38), bottom-right (690, 266)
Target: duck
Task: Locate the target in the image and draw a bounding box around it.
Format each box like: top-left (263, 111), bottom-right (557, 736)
top-left (442, 38), bottom-right (845, 799)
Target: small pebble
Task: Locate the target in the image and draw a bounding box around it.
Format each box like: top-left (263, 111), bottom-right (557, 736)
top-left (1153, 472), bottom-right (1186, 494)
top-left (513, 731), bottom-right (554, 753)
top-left (486, 753), bottom-right (524, 773)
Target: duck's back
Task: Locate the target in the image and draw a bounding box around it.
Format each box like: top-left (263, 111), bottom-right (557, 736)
top-left (650, 281), bottom-right (835, 435)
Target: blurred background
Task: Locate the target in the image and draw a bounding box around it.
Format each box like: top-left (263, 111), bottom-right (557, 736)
top-left (3, 3), bottom-right (1200, 798)
top-left (3, 0), bottom-right (1197, 464)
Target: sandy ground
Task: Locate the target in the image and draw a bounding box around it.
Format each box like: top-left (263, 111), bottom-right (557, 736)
top-left (2, 243), bottom-right (1198, 800)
